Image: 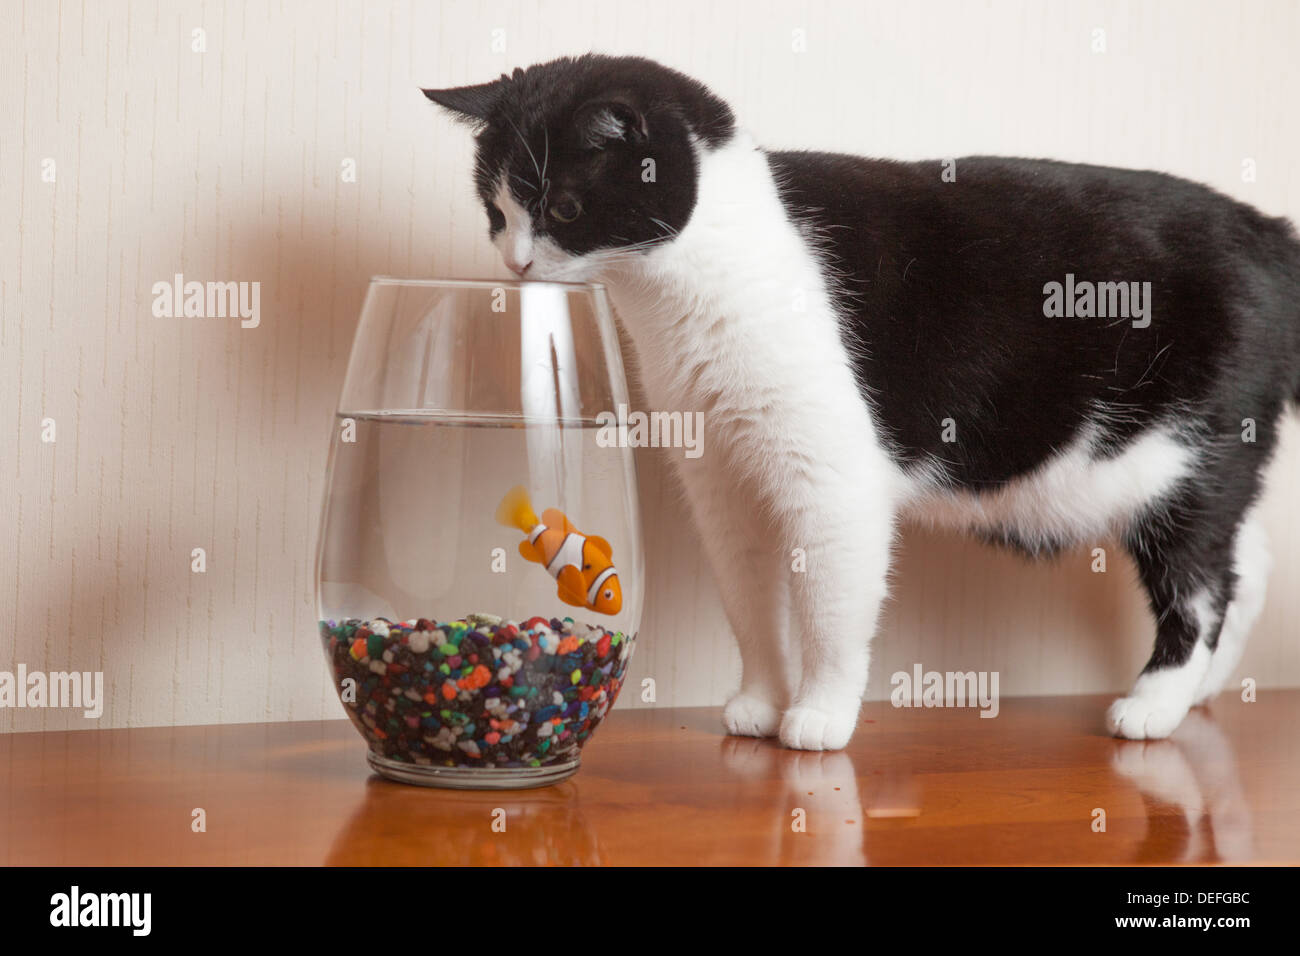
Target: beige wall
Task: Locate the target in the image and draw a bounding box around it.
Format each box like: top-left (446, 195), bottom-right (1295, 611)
top-left (2, 0), bottom-right (1297, 732)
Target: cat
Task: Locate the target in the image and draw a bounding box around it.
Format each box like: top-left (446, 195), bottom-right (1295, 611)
top-left (423, 54), bottom-right (1300, 751)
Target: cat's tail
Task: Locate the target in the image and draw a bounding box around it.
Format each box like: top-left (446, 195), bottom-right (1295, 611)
top-left (1292, 323), bottom-right (1300, 409)
top-left (1286, 265), bottom-right (1300, 411)
top-left (495, 485), bottom-right (539, 533)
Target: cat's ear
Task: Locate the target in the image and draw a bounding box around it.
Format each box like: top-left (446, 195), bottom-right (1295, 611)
top-left (575, 98), bottom-right (649, 149)
top-left (422, 79), bottom-right (505, 125)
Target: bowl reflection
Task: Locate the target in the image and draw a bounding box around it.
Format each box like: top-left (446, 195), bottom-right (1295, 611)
top-left (325, 775), bottom-right (608, 865)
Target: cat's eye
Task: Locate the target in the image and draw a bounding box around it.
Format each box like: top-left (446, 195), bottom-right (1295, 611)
top-left (549, 198), bottom-right (582, 223)
top-left (486, 203), bottom-right (505, 231)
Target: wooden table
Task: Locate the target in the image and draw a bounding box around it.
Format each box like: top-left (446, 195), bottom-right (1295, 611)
top-left (3, 692), bottom-right (1297, 865)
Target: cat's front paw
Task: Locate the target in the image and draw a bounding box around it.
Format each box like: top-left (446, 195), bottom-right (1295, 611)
top-left (723, 691), bottom-right (784, 738)
top-left (1106, 694), bottom-right (1189, 740)
top-left (779, 703), bottom-right (858, 751)
top-left (1191, 669), bottom-right (1230, 707)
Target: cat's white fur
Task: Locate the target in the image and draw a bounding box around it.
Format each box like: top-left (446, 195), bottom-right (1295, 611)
top-left (600, 132), bottom-right (903, 749)
top-left (1193, 512), bottom-right (1270, 704)
top-left (1105, 509), bottom-right (1269, 738)
top-left (493, 181), bottom-right (539, 276)
top-left (495, 130), bottom-right (1265, 749)
top-left (902, 422), bottom-right (1195, 550)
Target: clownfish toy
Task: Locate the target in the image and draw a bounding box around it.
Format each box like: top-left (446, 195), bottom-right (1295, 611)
top-left (495, 485), bottom-right (623, 616)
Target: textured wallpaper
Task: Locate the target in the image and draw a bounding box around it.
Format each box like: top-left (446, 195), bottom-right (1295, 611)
top-left (2, 0), bottom-right (1297, 731)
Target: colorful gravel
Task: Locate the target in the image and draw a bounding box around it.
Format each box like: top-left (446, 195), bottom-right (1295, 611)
top-left (319, 613), bottom-right (634, 769)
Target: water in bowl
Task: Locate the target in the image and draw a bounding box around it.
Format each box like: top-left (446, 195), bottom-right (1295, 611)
top-left (316, 411), bottom-right (641, 785)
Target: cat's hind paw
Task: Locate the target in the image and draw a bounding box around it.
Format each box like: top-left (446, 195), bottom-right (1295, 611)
top-left (779, 703), bottom-right (857, 751)
top-left (1106, 694), bottom-right (1189, 740)
top-left (723, 692), bottom-right (783, 738)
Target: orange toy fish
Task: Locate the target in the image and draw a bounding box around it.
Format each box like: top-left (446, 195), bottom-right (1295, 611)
top-left (495, 485), bottom-right (623, 615)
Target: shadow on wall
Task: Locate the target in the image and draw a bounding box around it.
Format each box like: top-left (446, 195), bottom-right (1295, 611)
top-left (47, 170), bottom-right (380, 729)
top-left (872, 527), bottom-right (1154, 702)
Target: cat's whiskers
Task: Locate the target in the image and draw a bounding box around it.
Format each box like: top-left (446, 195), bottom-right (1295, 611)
top-left (508, 172), bottom-right (536, 194)
top-left (603, 221), bottom-right (682, 258)
top-left (596, 241), bottom-right (669, 262)
top-left (541, 127), bottom-right (550, 189)
top-left (648, 217), bottom-right (680, 239)
top-left (505, 116), bottom-right (543, 194)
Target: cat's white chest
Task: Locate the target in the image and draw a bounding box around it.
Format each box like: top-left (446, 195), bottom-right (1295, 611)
top-left (605, 132), bottom-right (901, 495)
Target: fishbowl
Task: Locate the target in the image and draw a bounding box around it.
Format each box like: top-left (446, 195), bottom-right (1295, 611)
top-left (315, 278), bottom-right (644, 789)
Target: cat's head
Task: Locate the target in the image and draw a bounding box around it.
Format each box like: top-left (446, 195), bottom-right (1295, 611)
top-left (423, 55), bottom-right (734, 282)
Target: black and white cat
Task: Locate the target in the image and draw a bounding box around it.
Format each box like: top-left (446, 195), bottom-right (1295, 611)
top-left (424, 54), bottom-right (1300, 750)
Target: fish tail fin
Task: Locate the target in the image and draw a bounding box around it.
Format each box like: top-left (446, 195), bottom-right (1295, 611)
top-left (495, 485), bottom-right (539, 533)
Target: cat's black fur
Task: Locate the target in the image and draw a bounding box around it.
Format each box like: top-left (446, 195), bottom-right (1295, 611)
top-left (424, 57), bottom-right (734, 257)
top-left (768, 153), bottom-right (1300, 480)
top-left (767, 151), bottom-right (1300, 666)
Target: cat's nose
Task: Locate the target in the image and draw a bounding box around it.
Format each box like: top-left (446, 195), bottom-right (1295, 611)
top-left (506, 257), bottom-right (533, 277)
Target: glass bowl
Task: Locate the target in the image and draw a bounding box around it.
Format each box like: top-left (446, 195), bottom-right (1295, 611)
top-left (315, 278), bottom-right (643, 788)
